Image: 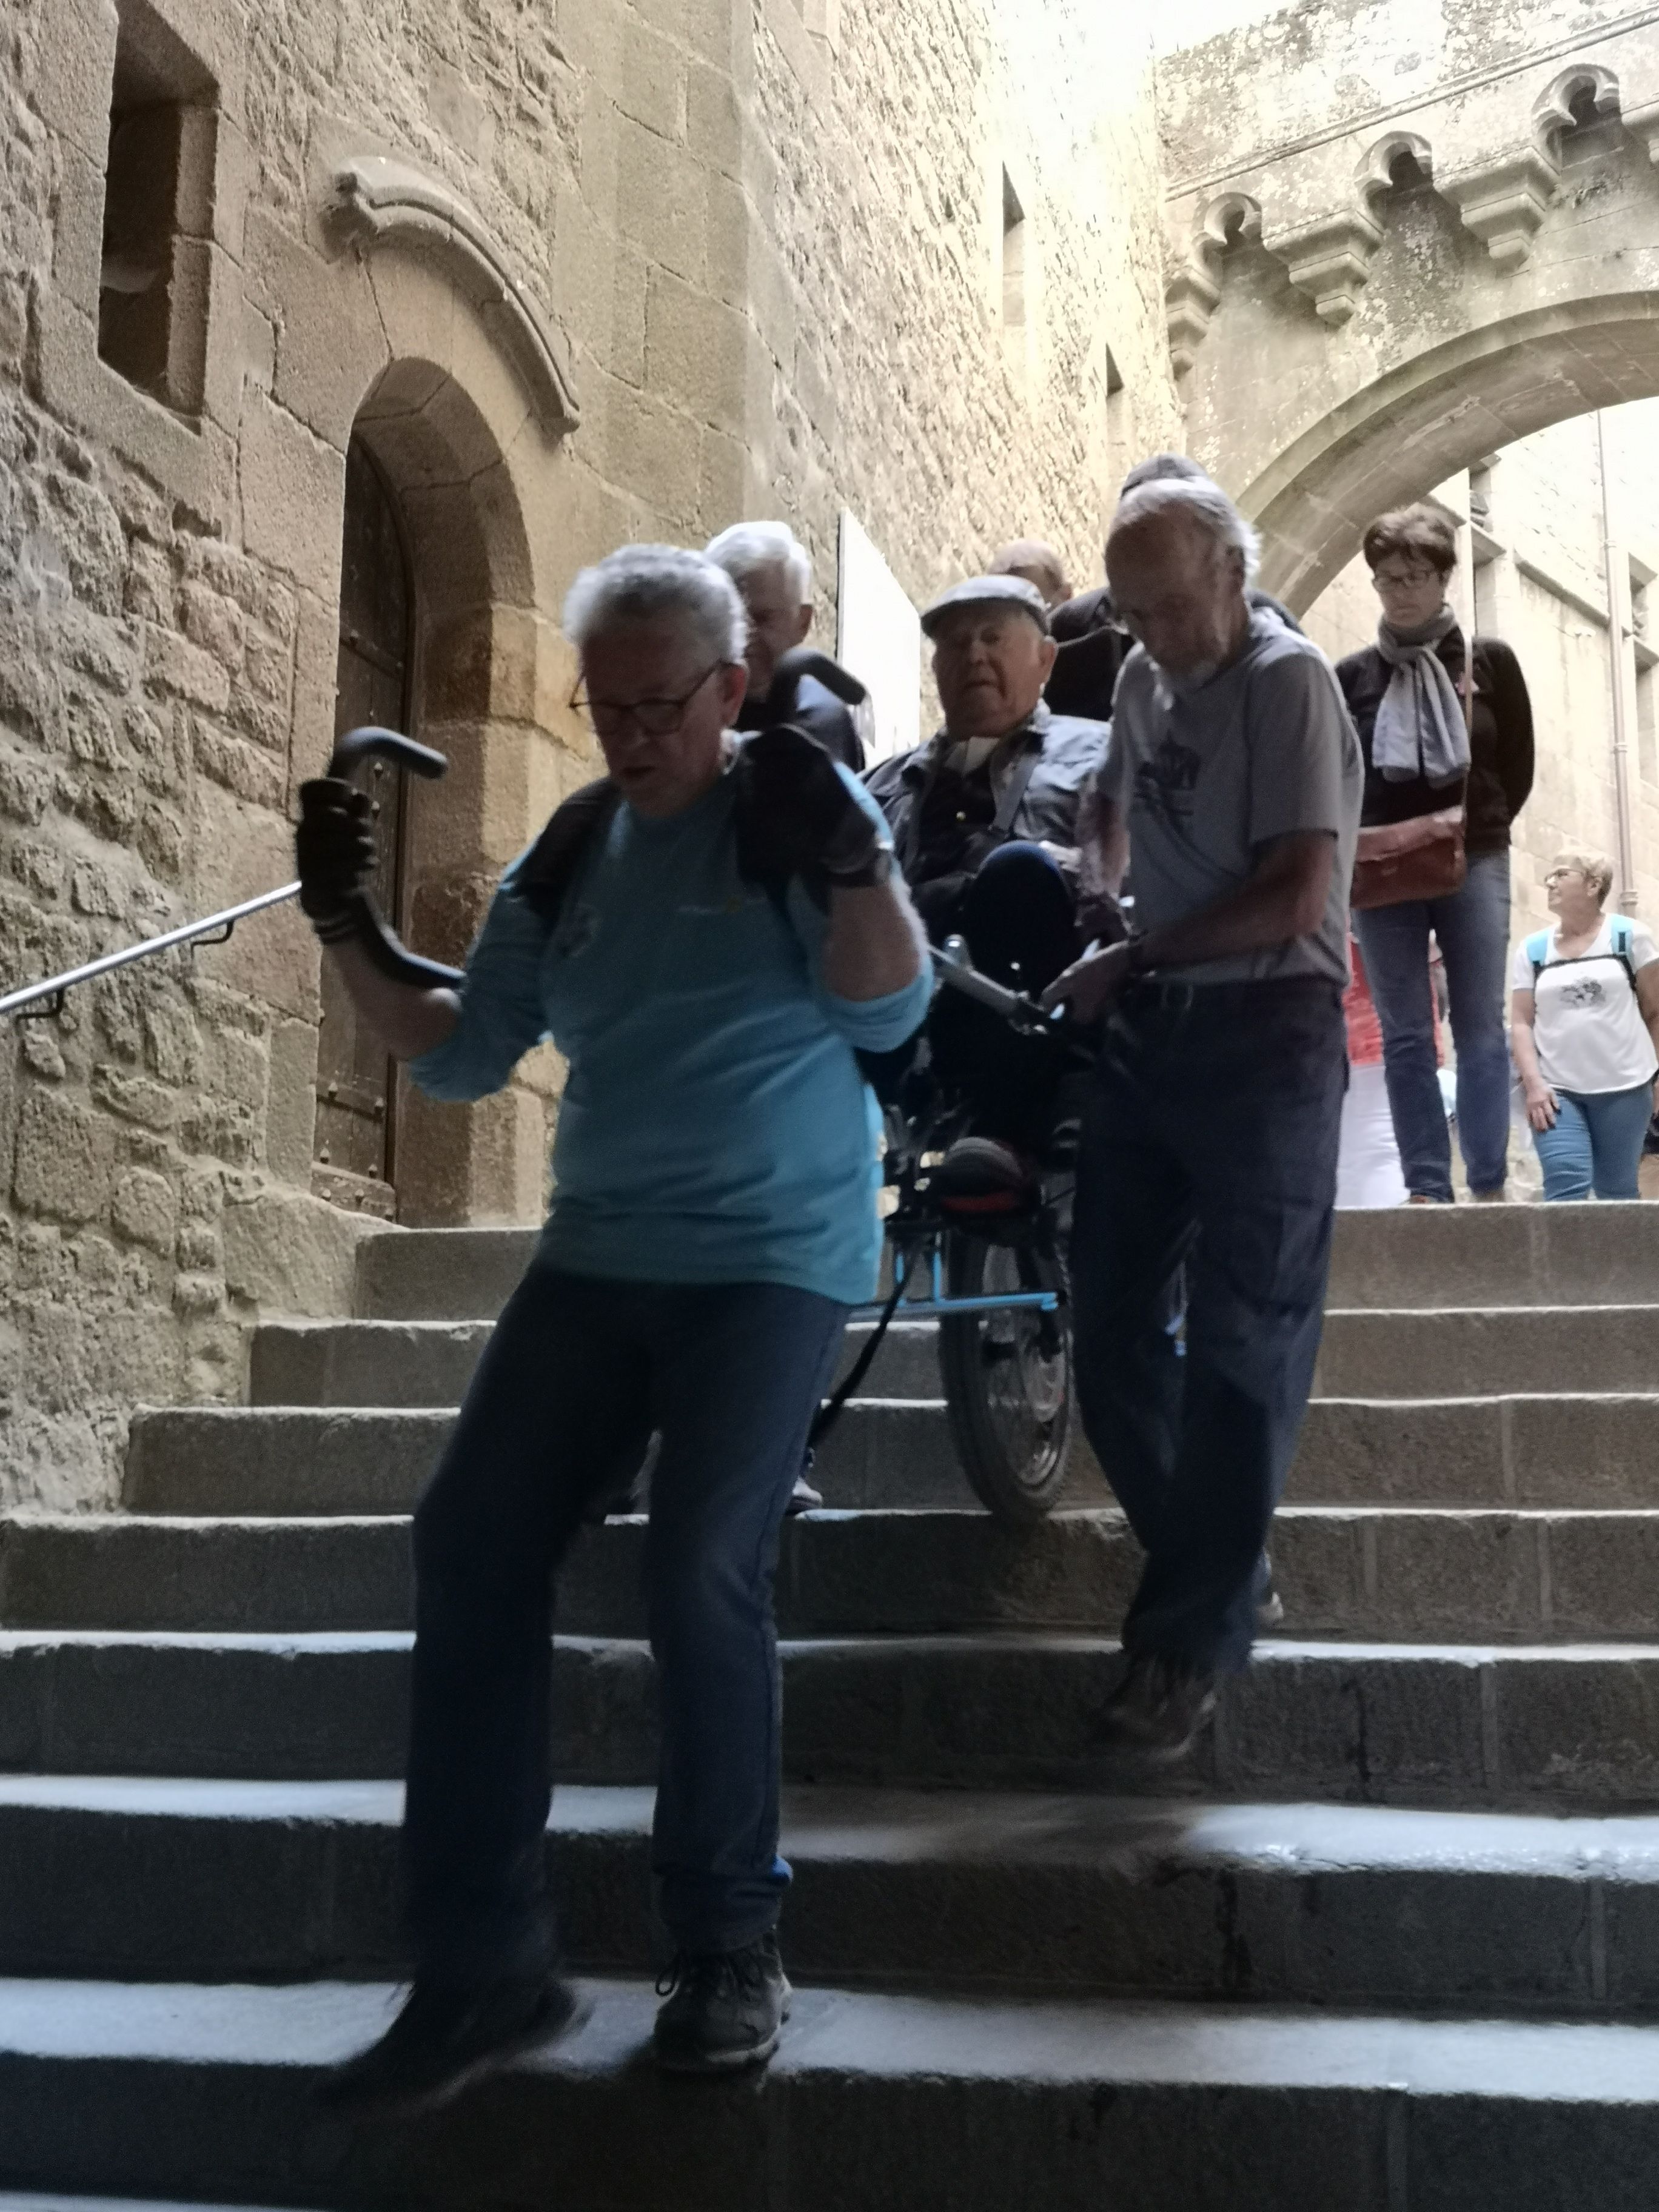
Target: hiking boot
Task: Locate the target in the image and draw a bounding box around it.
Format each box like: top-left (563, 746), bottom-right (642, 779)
top-left (1095, 1655), bottom-right (1217, 1764)
top-left (317, 1972), bottom-right (588, 2119)
top-left (654, 1933), bottom-right (791, 2074)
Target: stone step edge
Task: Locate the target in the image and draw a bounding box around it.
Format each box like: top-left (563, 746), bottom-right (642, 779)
top-left (4, 1974), bottom-right (1658, 2099)
top-left (7, 1630), bottom-right (1659, 1663)
top-left (7, 1773), bottom-right (1659, 1882)
top-left (27, 1503), bottom-right (1659, 1532)
top-left (0, 2198), bottom-right (303, 2211)
top-left (261, 1301), bottom-right (1659, 1331)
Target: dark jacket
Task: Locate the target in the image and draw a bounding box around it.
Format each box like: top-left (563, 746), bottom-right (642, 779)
top-left (1045, 585), bottom-right (1302, 722)
top-left (863, 703), bottom-right (1108, 936)
top-left (737, 670), bottom-right (863, 773)
top-left (1336, 626), bottom-right (1533, 856)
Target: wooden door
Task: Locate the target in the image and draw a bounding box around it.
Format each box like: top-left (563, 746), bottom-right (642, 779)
top-left (313, 437), bottom-right (413, 1211)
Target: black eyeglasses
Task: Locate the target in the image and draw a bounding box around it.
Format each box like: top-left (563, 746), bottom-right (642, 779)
top-left (571, 663), bottom-right (724, 739)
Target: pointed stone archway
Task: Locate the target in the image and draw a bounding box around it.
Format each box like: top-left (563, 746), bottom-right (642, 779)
top-left (1161, 15), bottom-right (1659, 606)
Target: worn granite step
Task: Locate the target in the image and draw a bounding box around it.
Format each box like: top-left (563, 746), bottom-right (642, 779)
top-left (252, 1302), bottom-right (1659, 1413)
top-left (10, 1506), bottom-right (1659, 1644)
top-left (349, 1205), bottom-right (1659, 1324)
top-left (123, 1393), bottom-right (1659, 1517)
top-left (250, 1316), bottom-right (947, 1409)
top-left (1, 1775), bottom-right (1654, 2014)
top-left (2, 1631), bottom-right (1657, 1806)
top-left (4, 1975), bottom-right (1659, 2211)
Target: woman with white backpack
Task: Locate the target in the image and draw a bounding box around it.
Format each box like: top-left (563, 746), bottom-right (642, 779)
top-left (1510, 850), bottom-right (1659, 1201)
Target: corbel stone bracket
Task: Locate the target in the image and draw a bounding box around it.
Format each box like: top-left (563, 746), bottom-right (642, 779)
top-left (1441, 147), bottom-right (1560, 271)
top-left (325, 153), bottom-right (580, 434)
top-left (1165, 193), bottom-right (1259, 376)
top-left (1263, 207), bottom-right (1385, 327)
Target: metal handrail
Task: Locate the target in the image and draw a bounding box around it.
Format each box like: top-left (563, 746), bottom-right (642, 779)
top-left (0, 881), bottom-right (301, 1022)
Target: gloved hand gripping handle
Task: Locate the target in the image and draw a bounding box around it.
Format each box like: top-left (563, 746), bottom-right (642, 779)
top-left (307, 726), bottom-right (465, 990)
top-left (759, 646), bottom-right (867, 728)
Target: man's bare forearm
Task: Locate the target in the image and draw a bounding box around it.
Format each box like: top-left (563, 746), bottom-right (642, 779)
top-left (326, 939), bottom-right (462, 1060)
top-left (822, 877), bottom-right (928, 1002)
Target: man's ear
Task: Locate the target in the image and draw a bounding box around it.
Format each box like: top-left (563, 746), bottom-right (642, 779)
top-left (791, 603), bottom-right (813, 647)
top-left (719, 659), bottom-right (749, 722)
top-left (1037, 634), bottom-right (1059, 682)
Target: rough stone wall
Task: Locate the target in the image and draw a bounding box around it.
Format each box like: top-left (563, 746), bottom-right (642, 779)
top-left (0, 0), bottom-right (1175, 1510)
top-left (745, 0), bottom-right (1180, 650)
top-left (1158, 0), bottom-right (1659, 603)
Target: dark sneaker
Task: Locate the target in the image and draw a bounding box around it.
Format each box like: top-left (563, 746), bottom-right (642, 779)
top-left (785, 1472), bottom-right (823, 1515)
top-left (1095, 1655), bottom-right (1217, 1764)
top-left (654, 1934), bottom-right (791, 2074)
top-left (932, 1134), bottom-right (1037, 1213)
top-left (317, 1972), bottom-right (588, 2119)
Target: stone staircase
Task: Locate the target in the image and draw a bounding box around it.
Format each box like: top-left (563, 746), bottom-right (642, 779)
top-left (3, 1205), bottom-right (1659, 2208)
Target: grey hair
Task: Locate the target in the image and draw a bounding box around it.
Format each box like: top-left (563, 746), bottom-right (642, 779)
top-left (703, 520), bottom-right (813, 604)
top-left (1111, 477), bottom-right (1262, 584)
top-left (1119, 451), bottom-right (1210, 497)
top-left (563, 543), bottom-right (746, 662)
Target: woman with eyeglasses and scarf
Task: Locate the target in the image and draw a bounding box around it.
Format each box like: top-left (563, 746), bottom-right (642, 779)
top-left (1336, 504), bottom-right (1535, 1204)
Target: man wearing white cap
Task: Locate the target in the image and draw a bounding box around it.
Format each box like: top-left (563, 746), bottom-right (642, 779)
top-left (865, 573), bottom-right (1111, 1197)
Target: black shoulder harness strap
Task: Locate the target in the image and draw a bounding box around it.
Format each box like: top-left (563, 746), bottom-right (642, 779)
top-left (512, 776), bottom-right (622, 925)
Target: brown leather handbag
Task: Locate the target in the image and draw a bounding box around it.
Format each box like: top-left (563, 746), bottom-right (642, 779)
top-left (1349, 650), bottom-right (1473, 911)
top-left (1350, 803), bottom-right (1467, 910)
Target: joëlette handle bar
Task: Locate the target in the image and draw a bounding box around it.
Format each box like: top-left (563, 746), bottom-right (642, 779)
top-left (760, 646), bottom-right (867, 726)
top-left (934, 934), bottom-right (1091, 1061)
top-left (324, 725), bottom-right (465, 990)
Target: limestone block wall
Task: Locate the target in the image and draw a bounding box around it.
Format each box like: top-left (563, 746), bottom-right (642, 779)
top-left (0, 0), bottom-right (1174, 1507)
top-left (742, 0), bottom-right (1180, 645)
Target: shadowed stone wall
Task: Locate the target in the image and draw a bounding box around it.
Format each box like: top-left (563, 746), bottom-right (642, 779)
top-left (0, 0), bottom-right (1175, 1506)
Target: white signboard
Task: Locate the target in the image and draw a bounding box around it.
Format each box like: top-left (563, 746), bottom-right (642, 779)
top-left (836, 509), bottom-right (922, 764)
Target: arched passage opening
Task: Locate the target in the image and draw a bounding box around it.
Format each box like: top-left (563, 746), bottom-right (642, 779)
top-left (1243, 298), bottom-right (1659, 612)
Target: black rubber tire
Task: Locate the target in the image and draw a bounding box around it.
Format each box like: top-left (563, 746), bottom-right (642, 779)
top-left (937, 1228), bottom-right (1073, 1524)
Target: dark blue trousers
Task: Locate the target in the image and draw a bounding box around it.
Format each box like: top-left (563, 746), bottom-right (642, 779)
top-left (403, 1263), bottom-right (846, 1982)
top-left (929, 841), bottom-right (1082, 1146)
top-left (1071, 978), bottom-right (1346, 1674)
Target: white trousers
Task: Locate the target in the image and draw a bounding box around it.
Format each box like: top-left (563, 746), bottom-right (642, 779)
top-left (1336, 1061), bottom-right (1408, 1210)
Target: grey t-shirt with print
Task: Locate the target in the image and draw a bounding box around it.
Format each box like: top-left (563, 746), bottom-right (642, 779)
top-left (1101, 611), bottom-right (1363, 985)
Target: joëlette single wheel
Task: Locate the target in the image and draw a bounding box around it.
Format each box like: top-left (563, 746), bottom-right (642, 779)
top-left (937, 1225), bottom-right (1073, 1524)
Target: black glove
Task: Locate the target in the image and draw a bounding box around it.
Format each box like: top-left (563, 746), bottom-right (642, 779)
top-left (295, 777), bottom-right (377, 942)
top-left (731, 724), bottom-right (890, 894)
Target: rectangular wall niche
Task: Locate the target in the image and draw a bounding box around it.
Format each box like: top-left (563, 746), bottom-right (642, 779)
top-left (98, 0), bottom-right (218, 415)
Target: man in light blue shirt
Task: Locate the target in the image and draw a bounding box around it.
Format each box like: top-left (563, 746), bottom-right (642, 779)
top-left (304, 545), bottom-right (930, 2111)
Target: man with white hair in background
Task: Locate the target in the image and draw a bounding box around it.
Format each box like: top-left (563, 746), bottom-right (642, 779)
top-left (1045, 478), bottom-right (1362, 1760)
top-left (706, 520), bottom-right (865, 770)
top-left (301, 543), bottom-right (930, 2110)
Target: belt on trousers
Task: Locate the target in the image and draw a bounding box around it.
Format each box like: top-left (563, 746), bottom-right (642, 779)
top-left (1121, 973), bottom-right (1344, 1014)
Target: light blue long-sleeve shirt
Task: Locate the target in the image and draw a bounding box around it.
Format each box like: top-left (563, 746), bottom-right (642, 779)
top-left (409, 763), bottom-right (931, 1306)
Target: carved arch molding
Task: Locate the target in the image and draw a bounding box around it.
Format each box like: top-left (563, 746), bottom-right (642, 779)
top-left (1167, 58), bottom-right (1659, 376)
top-left (323, 153), bottom-right (581, 436)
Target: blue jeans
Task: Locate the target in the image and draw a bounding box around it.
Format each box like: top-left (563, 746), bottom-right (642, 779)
top-left (1533, 1081), bottom-right (1654, 1200)
top-left (1071, 978), bottom-right (1347, 1675)
top-left (1352, 850), bottom-right (1512, 1200)
top-left (403, 1263), bottom-right (846, 1981)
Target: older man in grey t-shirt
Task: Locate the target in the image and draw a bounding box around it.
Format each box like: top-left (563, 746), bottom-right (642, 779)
top-left (1045, 478), bottom-right (1361, 1760)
